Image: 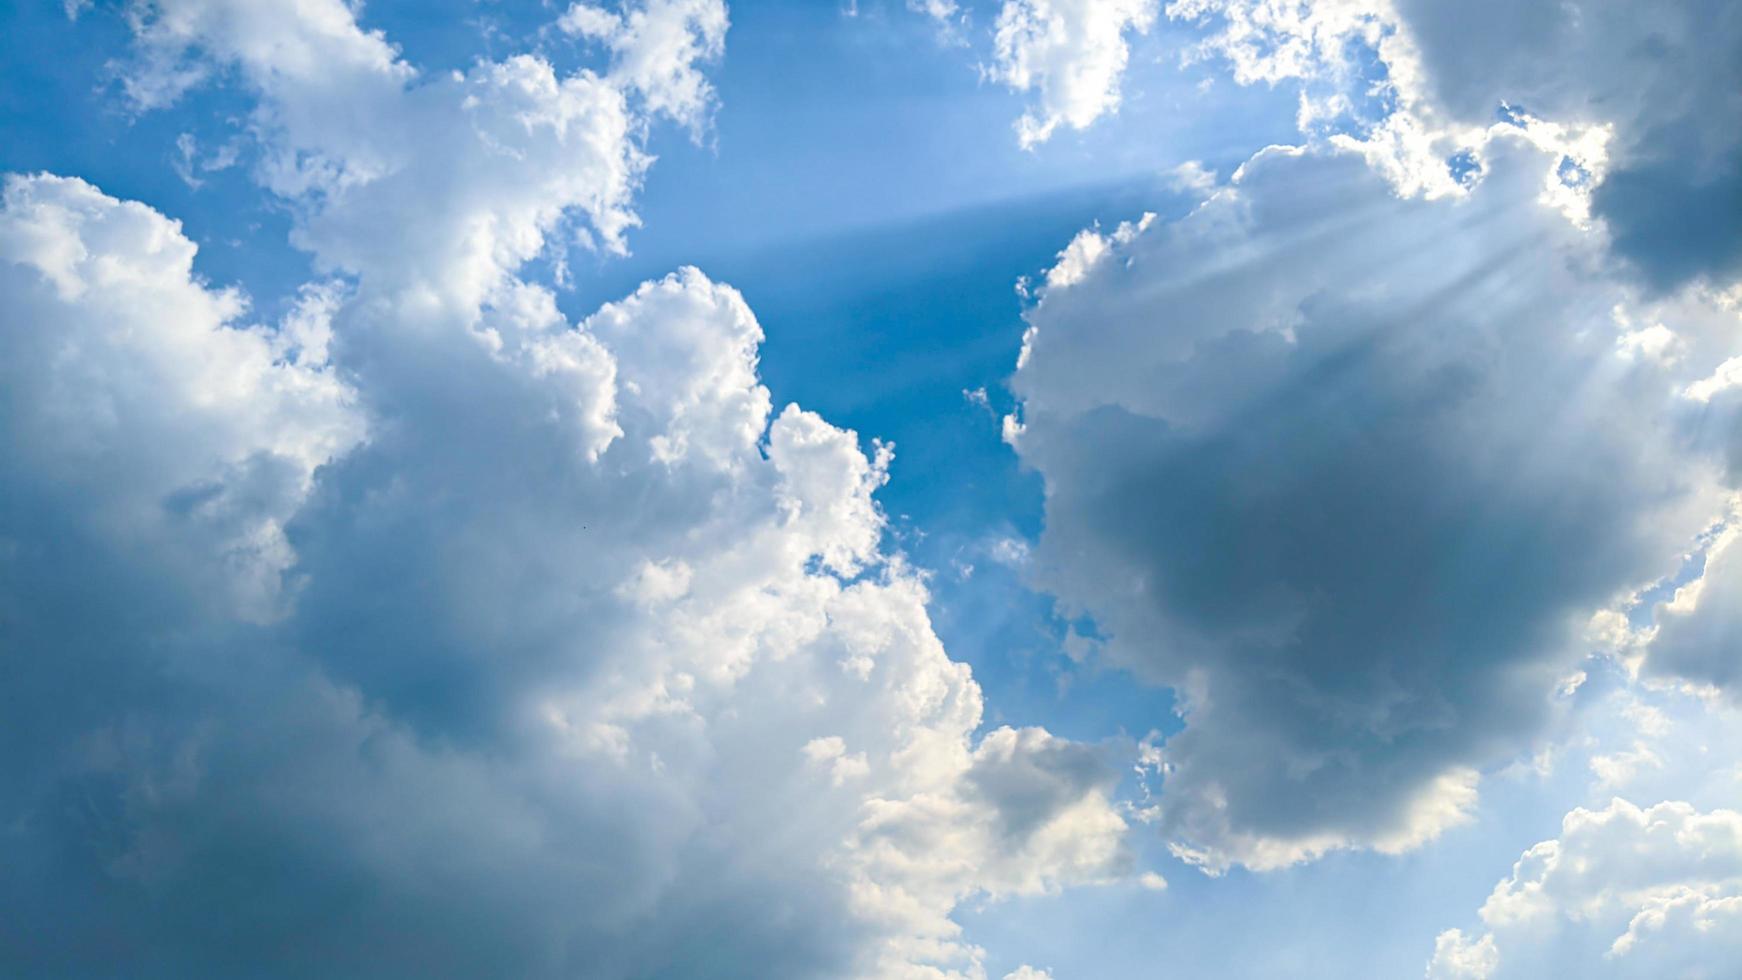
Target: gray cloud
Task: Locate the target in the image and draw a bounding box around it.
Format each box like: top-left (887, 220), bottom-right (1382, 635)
top-left (1396, 0), bottom-right (1742, 289)
top-left (1008, 144), bottom-right (1734, 869)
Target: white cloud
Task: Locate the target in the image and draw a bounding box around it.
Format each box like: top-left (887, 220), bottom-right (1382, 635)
top-left (1686, 356), bottom-right (1742, 404)
top-left (989, 536), bottom-right (1031, 567)
top-left (1164, 159), bottom-right (1218, 195)
top-left (910, 0), bottom-right (962, 21)
top-left (1642, 517), bottom-right (1742, 698)
top-left (989, 0), bottom-right (1160, 147)
top-left (118, 0), bottom-right (724, 312)
top-left (1, 174), bottom-right (1138, 977)
top-left (1429, 798), bottom-right (1742, 978)
top-left (1040, 213), bottom-right (1152, 290)
top-left (0, 173), bottom-right (363, 622)
top-left (1614, 321), bottom-right (1684, 367)
top-left (1426, 929), bottom-right (1498, 980)
top-left (1, 4), bottom-right (1152, 976)
top-left (559, 0), bottom-right (729, 132)
top-left (118, 0), bottom-right (412, 111)
top-left (1166, 0), bottom-right (1742, 286)
top-left (1007, 139), bottom-right (1736, 872)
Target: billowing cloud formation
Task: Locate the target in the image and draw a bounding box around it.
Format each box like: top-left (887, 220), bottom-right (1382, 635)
top-left (1006, 139), bottom-right (1737, 871)
top-left (121, 0), bottom-right (717, 308)
top-left (1428, 798), bottom-right (1742, 978)
top-left (0, 3), bottom-right (1135, 977)
top-left (1169, 0), bottom-right (1742, 287)
top-left (0, 167), bottom-right (1129, 980)
top-left (989, 0), bottom-right (1159, 147)
top-left (0, 173), bottom-right (364, 623)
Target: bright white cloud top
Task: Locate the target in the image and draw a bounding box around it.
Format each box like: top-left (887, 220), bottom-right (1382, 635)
top-left (2, 0), bottom-right (1739, 977)
top-left (989, 0), bottom-right (1159, 147)
top-left (1430, 798), bottom-right (1742, 978)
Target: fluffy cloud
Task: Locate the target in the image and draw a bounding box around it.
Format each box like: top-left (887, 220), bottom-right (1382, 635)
top-left (0, 172), bottom-right (363, 622)
top-left (1, 3), bottom-right (1137, 977)
top-left (989, 0), bottom-right (1159, 147)
top-left (1168, 0), bottom-right (1742, 287)
top-left (558, 0), bottom-right (729, 131)
top-left (119, 0), bottom-right (731, 309)
top-left (0, 183), bottom-right (1133, 979)
top-left (1428, 798), bottom-right (1742, 978)
top-left (1426, 930), bottom-right (1499, 980)
top-left (1005, 139), bottom-right (1736, 871)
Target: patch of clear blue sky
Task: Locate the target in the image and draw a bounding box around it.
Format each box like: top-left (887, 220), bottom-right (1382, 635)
top-left (0, 0), bottom-right (1300, 742)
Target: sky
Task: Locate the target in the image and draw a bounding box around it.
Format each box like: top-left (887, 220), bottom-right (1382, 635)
top-left (1, 1), bottom-right (1740, 978)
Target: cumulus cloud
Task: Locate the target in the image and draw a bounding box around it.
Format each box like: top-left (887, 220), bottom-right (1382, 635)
top-left (1425, 930), bottom-right (1498, 980)
top-left (1168, 0), bottom-right (1742, 287)
top-left (558, 0), bottom-right (729, 132)
top-left (119, 0), bottom-right (705, 309)
top-left (989, 0), bottom-right (1159, 147)
top-left (1427, 798), bottom-right (1742, 978)
top-left (1, 4), bottom-right (1139, 977)
top-left (0, 188), bottom-right (1134, 980)
top-left (0, 173), bottom-right (363, 622)
top-left (1006, 140), bottom-right (1736, 871)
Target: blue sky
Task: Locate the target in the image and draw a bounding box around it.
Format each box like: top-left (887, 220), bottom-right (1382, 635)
top-left (3, 2), bottom-right (1741, 978)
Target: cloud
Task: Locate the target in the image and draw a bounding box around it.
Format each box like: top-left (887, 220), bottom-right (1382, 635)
top-left (118, 0), bottom-right (696, 310)
top-left (116, 0), bottom-right (412, 111)
top-left (1, 4), bottom-right (1139, 976)
top-left (1005, 140), bottom-right (1736, 871)
top-left (0, 173), bottom-right (1136, 978)
top-left (908, 0), bottom-right (968, 44)
top-left (558, 0), bottom-right (730, 132)
top-left (1426, 930), bottom-right (1498, 980)
top-left (1168, 0), bottom-right (1742, 288)
top-left (1392, 0), bottom-right (1742, 288)
top-left (988, 0), bottom-right (1159, 147)
top-left (1642, 515), bottom-right (1742, 698)
top-left (0, 173), bottom-right (363, 622)
top-left (1428, 798), bottom-right (1742, 978)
